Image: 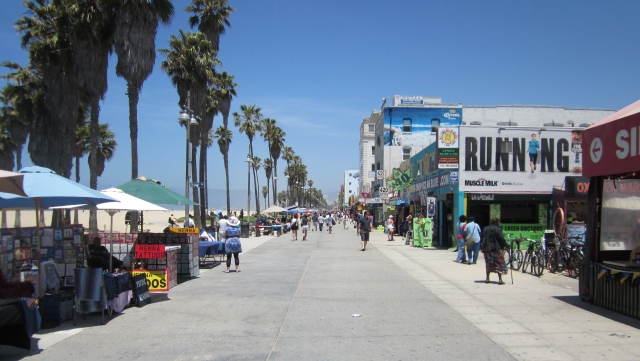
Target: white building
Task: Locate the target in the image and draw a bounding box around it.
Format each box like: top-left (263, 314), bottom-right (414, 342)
top-left (343, 169), bottom-right (359, 206)
top-left (463, 105), bottom-right (613, 128)
top-left (358, 110), bottom-right (379, 197)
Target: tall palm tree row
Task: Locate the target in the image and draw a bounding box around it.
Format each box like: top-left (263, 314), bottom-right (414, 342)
top-left (213, 125), bottom-right (232, 216)
top-left (261, 117), bottom-right (285, 208)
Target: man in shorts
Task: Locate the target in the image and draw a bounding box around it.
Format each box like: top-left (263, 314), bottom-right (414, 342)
top-left (357, 211), bottom-right (372, 251)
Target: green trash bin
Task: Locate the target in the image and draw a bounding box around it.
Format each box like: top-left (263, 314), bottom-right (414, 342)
top-left (240, 222), bottom-right (250, 238)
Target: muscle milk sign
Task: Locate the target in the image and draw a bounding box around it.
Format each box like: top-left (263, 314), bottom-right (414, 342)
top-left (459, 127), bottom-right (582, 192)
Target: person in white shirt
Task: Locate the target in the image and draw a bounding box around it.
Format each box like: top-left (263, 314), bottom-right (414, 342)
top-left (318, 213), bottom-right (325, 231)
top-left (218, 216), bottom-right (229, 241)
top-left (184, 214), bottom-right (194, 228)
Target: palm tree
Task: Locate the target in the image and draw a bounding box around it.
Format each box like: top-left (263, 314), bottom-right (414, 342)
top-left (261, 186), bottom-right (268, 209)
top-left (73, 109), bottom-right (90, 224)
top-left (261, 118), bottom-right (285, 207)
top-left (251, 156), bottom-right (262, 213)
top-left (307, 179), bottom-right (313, 208)
top-left (233, 104), bottom-right (263, 214)
top-left (282, 146), bottom-right (294, 205)
top-left (186, 0), bottom-right (234, 53)
top-left (277, 191), bottom-right (287, 207)
top-left (263, 157), bottom-right (273, 207)
top-left (87, 122), bottom-right (118, 230)
top-left (161, 30), bottom-right (219, 228)
top-left (0, 100), bottom-right (17, 228)
top-left (114, 0), bottom-right (174, 179)
top-left (17, 0), bottom-right (79, 177)
top-left (213, 125), bottom-right (232, 216)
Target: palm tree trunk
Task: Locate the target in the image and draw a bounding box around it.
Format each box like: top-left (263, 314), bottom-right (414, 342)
top-left (199, 133), bottom-right (207, 228)
top-left (128, 81), bottom-right (140, 179)
top-left (89, 97), bottom-right (100, 232)
top-left (74, 156), bottom-right (80, 224)
top-left (272, 159), bottom-right (277, 208)
top-left (191, 144), bottom-right (201, 228)
top-left (224, 151), bottom-right (231, 217)
top-left (14, 147), bottom-right (23, 228)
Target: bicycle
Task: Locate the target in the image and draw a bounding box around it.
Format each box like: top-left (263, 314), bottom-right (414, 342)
top-left (566, 237), bottom-right (584, 278)
top-left (504, 234), bottom-right (523, 271)
top-left (521, 236), bottom-right (544, 277)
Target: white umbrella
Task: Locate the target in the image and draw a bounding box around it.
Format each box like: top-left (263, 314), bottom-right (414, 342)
top-left (98, 188), bottom-right (167, 270)
top-left (261, 205), bottom-right (286, 213)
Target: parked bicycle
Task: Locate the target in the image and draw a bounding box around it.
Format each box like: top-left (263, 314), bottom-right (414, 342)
top-left (521, 235), bottom-right (544, 277)
top-left (548, 235), bottom-right (584, 278)
top-left (504, 234), bottom-right (523, 271)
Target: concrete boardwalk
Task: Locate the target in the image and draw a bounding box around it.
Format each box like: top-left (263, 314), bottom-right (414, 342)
top-left (3, 224), bottom-right (640, 360)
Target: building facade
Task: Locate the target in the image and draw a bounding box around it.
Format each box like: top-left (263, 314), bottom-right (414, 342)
top-left (343, 169), bottom-right (359, 208)
top-left (358, 110), bottom-right (379, 197)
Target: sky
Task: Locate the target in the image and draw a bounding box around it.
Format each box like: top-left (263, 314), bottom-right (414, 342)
top-left (1, 0), bottom-right (639, 209)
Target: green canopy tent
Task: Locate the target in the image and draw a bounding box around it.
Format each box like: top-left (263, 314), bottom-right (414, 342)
top-left (117, 177), bottom-right (198, 231)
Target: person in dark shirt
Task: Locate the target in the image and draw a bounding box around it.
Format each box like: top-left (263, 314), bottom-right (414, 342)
top-left (88, 237), bottom-right (123, 271)
top-left (357, 211), bottom-right (372, 251)
top-left (480, 218), bottom-right (510, 284)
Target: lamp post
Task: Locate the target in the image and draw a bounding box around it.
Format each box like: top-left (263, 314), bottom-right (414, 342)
top-left (245, 155), bottom-right (252, 224)
top-left (179, 91), bottom-right (198, 227)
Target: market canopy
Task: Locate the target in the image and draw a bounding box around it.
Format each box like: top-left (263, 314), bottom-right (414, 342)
top-left (284, 208), bottom-right (310, 213)
top-left (0, 166), bottom-right (117, 209)
top-left (117, 176), bottom-right (197, 206)
top-left (583, 99), bottom-right (640, 177)
top-left (261, 205), bottom-right (286, 213)
top-left (0, 170), bottom-right (27, 197)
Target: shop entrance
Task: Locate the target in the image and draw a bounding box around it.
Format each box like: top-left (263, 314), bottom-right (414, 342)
top-left (468, 203), bottom-right (490, 228)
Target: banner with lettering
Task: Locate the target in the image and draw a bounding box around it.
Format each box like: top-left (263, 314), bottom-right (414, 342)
top-left (459, 127), bottom-right (582, 192)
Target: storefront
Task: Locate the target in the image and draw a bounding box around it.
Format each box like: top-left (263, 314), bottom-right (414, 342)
top-left (581, 99), bottom-right (640, 318)
top-left (459, 126), bottom-right (584, 246)
top-left (552, 176), bottom-right (589, 235)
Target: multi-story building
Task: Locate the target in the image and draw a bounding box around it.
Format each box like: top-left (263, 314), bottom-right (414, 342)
top-left (358, 110), bottom-right (379, 197)
top-left (343, 169), bottom-right (359, 207)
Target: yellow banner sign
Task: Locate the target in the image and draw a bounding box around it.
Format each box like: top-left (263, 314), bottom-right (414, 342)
top-left (131, 269), bottom-right (169, 291)
top-left (168, 227), bottom-right (199, 234)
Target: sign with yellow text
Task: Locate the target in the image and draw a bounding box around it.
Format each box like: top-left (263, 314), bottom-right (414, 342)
top-left (168, 228), bottom-right (199, 234)
top-left (131, 269), bottom-right (169, 292)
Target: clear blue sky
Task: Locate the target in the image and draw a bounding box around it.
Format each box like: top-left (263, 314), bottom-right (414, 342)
top-left (1, 0), bottom-right (639, 207)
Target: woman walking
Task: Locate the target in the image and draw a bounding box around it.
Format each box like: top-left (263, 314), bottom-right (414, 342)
top-left (223, 216), bottom-right (242, 273)
top-left (387, 215), bottom-right (395, 241)
top-left (291, 214), bottom-right (299, 240)
top-left (481, 217), bottom-right (510, 284)
top-left (301, 214), bottom-right (310, 240)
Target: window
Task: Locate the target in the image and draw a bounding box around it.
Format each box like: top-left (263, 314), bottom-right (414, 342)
top-left (376, 136), bottom-right (381, 146)
top-left (349, 173), bottom-right (352, 177)
top-left (431, 118), bottom-right (440, 134)
top-left (371, 146), bottom-right (375, 154)
top-left (349, 182), bottom-right (351, 185)
top-left (403, 118), bottom-right (412, 133)
top-left (371, 164), bottom-right (375, 171)
top-left (348, 190), bottom-right (352, 193)
top-left (416, 162), bottom-right (423, 177)
top-left (500, 204), bottom-right (537, 224)
top-left (403, 147), bottom-right (411, 160)
top-left (428, 154), bottom-right (436, 173)
top-left (368, 124), bottom-right (374, 133)
top-left (600, 179), bottom-right (640, 250)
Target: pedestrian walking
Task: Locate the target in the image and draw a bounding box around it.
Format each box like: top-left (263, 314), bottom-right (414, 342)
top-left (480, 217), bottom-right (510, 284)
top-left (326, 214), bottom-right (334, 234)
top-left (465, 216), bottom-right (481, 264)
top-left (223, 216), bottom-right (242, 273)
top-left (291, 214), bottom-right (299, 240)
top-left (357, 211), bottom-right (372, 251)
top-left (218, 215), bottom-right (229, 241)
top-left (312, 213), bottom-right (318, 231)
top-left (318, 213), bottom-right (324, 231)
top-left (454, 215), bottom-right (468, 263)
top-left (403, 215), bottom-right (413, 245)
top-left (387, 215), bottom-right (395, 241)
top-left (301, 214), bottom-right (310, 240)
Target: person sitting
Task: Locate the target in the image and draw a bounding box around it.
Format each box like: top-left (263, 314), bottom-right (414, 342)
top-left (88, 237), bottom-right (123, 272)
top-left (168, 214), bottom-right (178, 227)
top-left (199, 226), bottom-right (216, 241)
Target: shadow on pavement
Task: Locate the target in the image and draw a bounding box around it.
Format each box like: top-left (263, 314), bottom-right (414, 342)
top-left (554, 295), bottom-right (640, 330)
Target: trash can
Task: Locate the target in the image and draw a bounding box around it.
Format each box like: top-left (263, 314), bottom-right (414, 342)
top-left (240, 223), bottom-right (250, 238)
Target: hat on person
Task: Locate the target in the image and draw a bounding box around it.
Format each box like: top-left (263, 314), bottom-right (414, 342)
top-left (228, 216), bottom-right (240, 226)
top-left (389, 215), bottom-right (393, 219)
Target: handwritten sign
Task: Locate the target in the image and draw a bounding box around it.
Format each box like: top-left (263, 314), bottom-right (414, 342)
top-left (134, 245), bottom-right (165, 259)
top-left (132, 273), bottom-right (151, 307)
top-left (131, 269), bottom-right (169, 292)
top-left (168, 228), bottom-right (199, 234)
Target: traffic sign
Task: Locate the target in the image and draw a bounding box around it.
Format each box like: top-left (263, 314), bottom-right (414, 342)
top-left (376, 170), bottom-right (384, 180)
top-left (190, 182), bottom-right (204, 188)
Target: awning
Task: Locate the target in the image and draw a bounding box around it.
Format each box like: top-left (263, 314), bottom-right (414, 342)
top-left (583, 99), bottom-right (640, 177)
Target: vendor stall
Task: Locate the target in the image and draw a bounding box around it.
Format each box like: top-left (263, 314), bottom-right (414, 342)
top-left (582, 99), bottom-right (640, 318)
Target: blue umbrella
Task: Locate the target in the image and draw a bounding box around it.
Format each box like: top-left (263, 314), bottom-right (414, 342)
top-left (0, 166), bottom-right (117, 209)
top-left (0, 166), bottom-right (118, 297)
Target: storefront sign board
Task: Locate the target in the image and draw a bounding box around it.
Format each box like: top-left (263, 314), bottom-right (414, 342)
top-left (134, 244), bottom-right (165, 259)
top-left (132, 273), bottom-right (151, 307)
top-left (131, 269), bottom-right (169, 292)
top-left (459, 127), bottom-right (582, 192)
top-left (168, 228), bottom-right (199, 234)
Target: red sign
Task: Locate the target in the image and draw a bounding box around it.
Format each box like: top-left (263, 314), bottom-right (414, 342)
top-left (134, 245), bottom-right (165, 259)
top-left (362, 192), bottom-right (370, 198)
top-left (583, 101), bottom-right (640, 177)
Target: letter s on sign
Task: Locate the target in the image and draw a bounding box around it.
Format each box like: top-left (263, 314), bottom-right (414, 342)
top-left (616, 129), bottom-right (629, 159)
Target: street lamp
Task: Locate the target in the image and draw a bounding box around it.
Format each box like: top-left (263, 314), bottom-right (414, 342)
top-left (179, 92), bottom-right (198, 227)
top-left (245, 155), bottom-right (252, 224)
